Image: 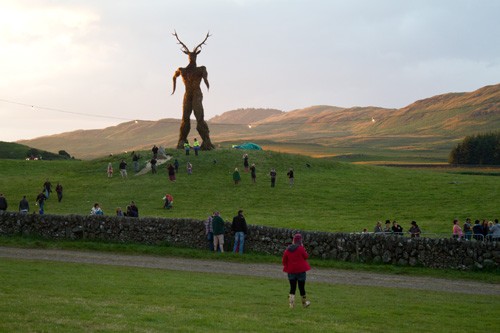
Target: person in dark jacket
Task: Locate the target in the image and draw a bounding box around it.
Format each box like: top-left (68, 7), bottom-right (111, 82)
top-left (0, 193), bottom-right (7, 212)
top-left (282, 233), bottom-right (311, 308)
top-left (472, 220), bottom-right (484, 240)
top-left (231, 210), bottom-right (248, 254)
top-left (212, 211), bottom-right (225, 253)
top-left (19, 195), bottom-right (29, 214)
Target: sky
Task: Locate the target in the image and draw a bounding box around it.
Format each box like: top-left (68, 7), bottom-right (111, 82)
top-left (0, 0), bottom-right (499, 142)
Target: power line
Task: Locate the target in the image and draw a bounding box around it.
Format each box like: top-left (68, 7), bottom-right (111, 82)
top-left (0, 98), bottom-right (135, 122)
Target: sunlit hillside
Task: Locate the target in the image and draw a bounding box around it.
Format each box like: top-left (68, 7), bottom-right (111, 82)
top-left (17, 84), bottom-right (500, 161)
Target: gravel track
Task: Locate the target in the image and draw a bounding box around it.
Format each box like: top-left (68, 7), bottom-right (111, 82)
top-left (1, 246), bottom-right (498, 296)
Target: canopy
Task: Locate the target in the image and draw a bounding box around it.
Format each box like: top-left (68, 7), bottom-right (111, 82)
top-left (232, 142), bottom-right (263, 150)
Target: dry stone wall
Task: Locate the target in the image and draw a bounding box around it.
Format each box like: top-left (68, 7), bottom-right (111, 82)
top-left (0, 212), bottom-right (498, 270)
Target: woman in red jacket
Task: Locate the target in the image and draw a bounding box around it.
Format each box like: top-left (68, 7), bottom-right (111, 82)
top-left (282, 233), bottom-right (311, 308)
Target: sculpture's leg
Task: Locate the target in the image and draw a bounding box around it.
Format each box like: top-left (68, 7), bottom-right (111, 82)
top-left (193, 93), bottom-right (214, 150)
top-left (177, 95), bottom-right (192, 149)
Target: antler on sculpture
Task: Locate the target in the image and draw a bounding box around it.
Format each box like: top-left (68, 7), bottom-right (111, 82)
top-left (172, 30), bottom-right (190, 54)
top-left (193, 31), bottom-right (211, 54)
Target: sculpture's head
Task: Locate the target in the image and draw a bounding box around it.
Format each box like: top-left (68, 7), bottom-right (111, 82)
top-left (173, 31), bottom-right (211, 65)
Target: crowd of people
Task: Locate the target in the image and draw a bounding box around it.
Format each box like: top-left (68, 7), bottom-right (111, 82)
top-left (367, 218), bottom-right (500, 241)
top-left (453, 218), bottom-right (500, 241)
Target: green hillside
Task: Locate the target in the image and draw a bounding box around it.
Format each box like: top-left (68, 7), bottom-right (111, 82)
top-left (0, 141), bottom-right (70, 160)
top-left (0, 149), bottom-right (498, 235)
top-left (16, 84), bottom-right (500, 161)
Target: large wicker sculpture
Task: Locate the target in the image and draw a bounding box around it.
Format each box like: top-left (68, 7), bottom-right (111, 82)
top-left (171, 31), bottom-right (214, 150)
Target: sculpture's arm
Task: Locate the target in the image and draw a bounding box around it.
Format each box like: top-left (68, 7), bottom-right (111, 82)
top-left (172, 69), bottom-right (181, 95)
top-left (202, 67), bottom-right (209, 91)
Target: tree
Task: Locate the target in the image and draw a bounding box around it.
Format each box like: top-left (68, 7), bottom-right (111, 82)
top-left (449, 132), bottom-right (500, 165)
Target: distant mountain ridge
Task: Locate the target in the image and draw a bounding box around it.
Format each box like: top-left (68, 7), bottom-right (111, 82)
top-left (17, 84), bottom-right (500, 160)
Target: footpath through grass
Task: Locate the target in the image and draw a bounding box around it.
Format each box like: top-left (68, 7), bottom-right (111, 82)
top-left (1, 257), bottom-right (498, 333)
top-left (0, 149), bottom-right (499, 235)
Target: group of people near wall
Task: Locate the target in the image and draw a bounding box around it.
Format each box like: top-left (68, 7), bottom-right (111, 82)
top-left (90, 201), bottom-right (140, 217)
top-left (371, 220), bottom-right (421, 237)
top-left (453, 218), bottom-right (500, 241)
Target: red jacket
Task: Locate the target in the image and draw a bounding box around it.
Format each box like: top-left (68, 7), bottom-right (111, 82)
top-left (282, 245), bottom-right (311, 274)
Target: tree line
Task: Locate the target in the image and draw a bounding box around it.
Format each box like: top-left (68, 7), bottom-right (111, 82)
top-left (449, 131), bottom-right (500, 165)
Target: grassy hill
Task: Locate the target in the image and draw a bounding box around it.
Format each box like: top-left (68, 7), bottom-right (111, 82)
top-left (0, 149), bottom-right (498, 235)
top-left (0, 141), bottom-right (70, 160)
top-left (16, 84), bottom-right (500, 160)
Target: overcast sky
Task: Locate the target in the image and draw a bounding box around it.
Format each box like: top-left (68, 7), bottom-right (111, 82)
top-left (1, 0), bottom-right (499, 141)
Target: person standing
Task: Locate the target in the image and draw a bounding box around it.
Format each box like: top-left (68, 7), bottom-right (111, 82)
top-left (150, 157), bottom-right (157, 174)
top-left (231, 210), bottom-right (248, 254)
top-left (282, 233), bottom-right (311, 308)
top-left (193, 138), bottom-right (201, 156)
top-left (167, 163), bottom-right (176, 182)
top-left (119, 159), bottom-right (128, 178)
top-left (187, 162), bottom-right (193, 175)
top-left (43, 179), bottom-right (52, 199)
top-left (409, 221), bottom-right (421, 238)
top-left (212, 211), bottom-right (225, 253)
top-left (270, 168), bottom-right (277, 187)
top-left (490, 219), bottom-right (500, 241)
top-left (107, 162), bottom-right (113, 177)
top-left (204, 213), bottom-right (215, 251)
top-left (463, 218), bottom-right (472, 240)
top-left (373, 221), bottom-right (383, 233)
top-left (184, 141), bottom-right (191, 155)
top-left (0, 193), bottom-right (8, 212)
top-left (452, 219), bottom-right (463, 240)
top-left (132, 152), bottom-right (140, 173)
top-left (233, 168), bottom-right (241, 185)
top-left (243, 154), bottom-right (249, 172)
top-left (287, 168), bottom-right (294, 187)
top-left (391, 221), bottom-right (403, 235)
top-left (55, 183), bottom-right (63, 202)
top-left (250, 163), bottom-right (256, 183)
top-left (19, 195), bottom-right (29, 214)
top-left (174, 159), bottom-right (179, 173)
top-left (152, 145), bottom-right (159, 159)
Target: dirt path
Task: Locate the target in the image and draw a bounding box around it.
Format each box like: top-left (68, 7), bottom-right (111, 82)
top-left (1, 246), bottom-right (498, 296)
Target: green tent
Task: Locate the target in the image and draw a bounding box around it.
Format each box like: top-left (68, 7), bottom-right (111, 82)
top-left (232, 142), bottom-right (263, 150)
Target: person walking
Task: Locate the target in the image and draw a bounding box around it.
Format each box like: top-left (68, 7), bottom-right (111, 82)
top-left (43, 179), bottom-right (52, 199)
top-left (36, 191), bottom-right (47, 214)
top-left (231, 210), bottom-right (248, 254)
top-left (270, 168), bottom-right (277, 187)
top-left (232, 168), bottom-right (241, 185)
top-left (212, 211), bottom-right (225, 253)
top-left (282, 233), bottom-right (311, 308)
top-left (250, 163), bottom-right (256, 183)
top-left (287, 168), bottom-right (294, 187)
top-left (119, 159), bottom-right (128, 178)
top-left (55, 183), bottom-right (63, 202)
top-left (107, 162), bottom-right (113, 177)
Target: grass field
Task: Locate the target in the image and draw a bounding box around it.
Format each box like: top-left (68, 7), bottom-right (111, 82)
top-left (1, 258), bottom-right (498, 333)
top-left (0, 148), bottom-right (499, 235)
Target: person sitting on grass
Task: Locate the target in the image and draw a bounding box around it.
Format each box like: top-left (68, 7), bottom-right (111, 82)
top-left (163, 194), bottom-right (174, 209)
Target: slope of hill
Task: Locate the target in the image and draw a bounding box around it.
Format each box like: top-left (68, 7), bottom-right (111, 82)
top-left (209, 108), bottom-right (283, 124)
top-left (0, 141), bottom-right (70, 160)
top-left (16, 84), bottom-right (500, 160)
